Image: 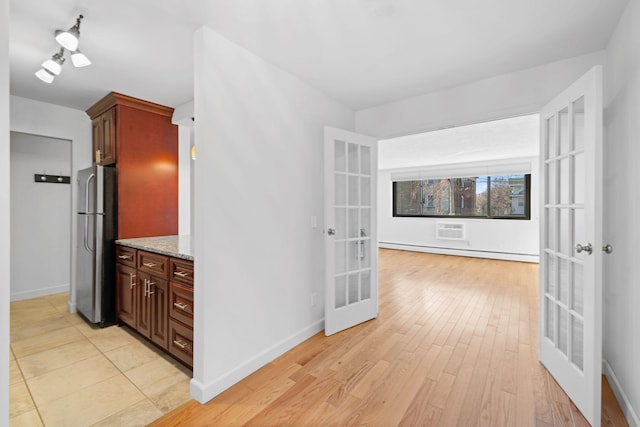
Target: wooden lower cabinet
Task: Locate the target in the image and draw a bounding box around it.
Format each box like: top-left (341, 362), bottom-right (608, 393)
top-left (116, 263), bottom-right (136, 328)
top-left (137, 271), bottom-right (168, 346)
top-left (116, 246), bottom-right (193, 368)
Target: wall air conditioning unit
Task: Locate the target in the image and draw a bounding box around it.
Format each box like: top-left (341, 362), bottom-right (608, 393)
top-left (436, 222), bottom-right (465, 241)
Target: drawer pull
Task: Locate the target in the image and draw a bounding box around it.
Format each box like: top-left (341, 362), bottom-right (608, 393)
top-left (173, 339), bottom-right (192, 350)
top-left (143, 262), bottom-right (157, 268)
top-left (173, 302), bottom-right (192, 313)
top-left (118, 255), bottom-right (132, 260)
top-left (174, 271), bottom-right (191, 278)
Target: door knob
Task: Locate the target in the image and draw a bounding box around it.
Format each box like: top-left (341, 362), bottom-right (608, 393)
top-left (602, 244), bottom-right (613, 254)
top-left (327, 228), bottom-right (335, 236)
top-left (575, 243), bottom-right (593, 255)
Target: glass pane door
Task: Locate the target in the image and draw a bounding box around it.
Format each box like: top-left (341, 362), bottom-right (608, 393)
top-left (324, 127), bottom-right (378, 336)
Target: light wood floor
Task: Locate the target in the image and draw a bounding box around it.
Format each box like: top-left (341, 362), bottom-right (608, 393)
top-left (151, 249), bottom-right (627, 426)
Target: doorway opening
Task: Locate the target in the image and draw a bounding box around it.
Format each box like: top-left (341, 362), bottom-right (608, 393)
top-left (10, 131), bottom-right (72, 301)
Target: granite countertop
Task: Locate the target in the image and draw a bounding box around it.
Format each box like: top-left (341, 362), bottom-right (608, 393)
top-left (115, 235), bottom-right (194, 261)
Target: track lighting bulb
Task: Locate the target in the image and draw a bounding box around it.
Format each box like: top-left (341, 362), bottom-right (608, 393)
top-left (35, 68), bottom-right (55, 84)
top-left (41, 48), bottom-right (65, 75)
top-left (55, 15), bottom-right (83, 52)
top-left (71, 50), bottom-right (91, 67)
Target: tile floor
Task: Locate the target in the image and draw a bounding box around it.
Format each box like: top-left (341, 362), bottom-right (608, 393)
top-left (9, 293), bottom-right (192, 427)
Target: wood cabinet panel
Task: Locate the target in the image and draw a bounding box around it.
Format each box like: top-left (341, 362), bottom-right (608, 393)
top-left (91, 108), bottom-right (116, 165)
top-left (169, 282), bottom-right (193, 328)
top-left (169, 318), bottom-right (193, 367)
top-left (116, 245), bottom-right (136, 268)
top-left (116, 263), bottom-right (137, 328)
top-left (116, 244), bottom-right (192, 368)
top-left (149, 275), bottom-right (169, 349)
top-left (100, 108), bottom-right (116, 165)
top-left (86, 92), bottom-right (178, 239)
top-left (138, 250), bottom-right (169, 278)
top-left (136, 271), bottom-right (152, 337)
top-left (116, 104), bottom-right (177, 239)
top-left (170, 258), bottom-right (194, 286)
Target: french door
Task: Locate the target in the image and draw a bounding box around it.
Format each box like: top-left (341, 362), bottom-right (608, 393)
top-left (539, 66), bottom-right (603, 426)
top-left (324, 127), bottom-right (378, 336)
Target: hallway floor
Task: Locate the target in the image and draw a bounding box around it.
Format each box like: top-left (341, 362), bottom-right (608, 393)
top-left (9, 293), bottom-right (191, 426)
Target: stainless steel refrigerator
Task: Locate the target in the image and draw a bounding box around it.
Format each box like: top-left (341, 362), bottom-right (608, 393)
top-left (75, 165), bottom-right (117, 326)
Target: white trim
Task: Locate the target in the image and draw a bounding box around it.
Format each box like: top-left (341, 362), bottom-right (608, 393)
top-left (379, 242), bottom-right (539, 263)
top-left (190, 319), bottom-right (324, 403)
top-left (10, 284), bottom-right (69, 302)
top-left (603, 360), bottom-right (640, 427)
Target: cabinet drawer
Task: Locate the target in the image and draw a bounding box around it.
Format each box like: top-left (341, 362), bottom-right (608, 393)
top-left (170, 258), bottom-right (193, 285)
top-left (169, 319), bottom-right (193, 367)
top-left (116, 245), bottom-right (136, 267)
top-left (138, 251), bottom-right (169, 278)
top-left (169, 282), bottom-right (193, 327)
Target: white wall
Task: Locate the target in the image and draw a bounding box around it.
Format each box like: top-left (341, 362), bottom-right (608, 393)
top-left (10, 96), bottom-right (92, 312)
top-left (10, 132), bottom-right (71, 300)
top-left (1, 0), bottom-right (10, 421)
top-left (192, 27), bottom-right (354, 402)
top-left (172, 101), bottom-right (194, 235)
top-left (602, 1), bottom-right (640, 424)
top-left (378, 115), bottom-right (540, 262)
top-left (378, 163), bottom-right (539, 262)
top-left (356, 51), bottom-right (605, 139)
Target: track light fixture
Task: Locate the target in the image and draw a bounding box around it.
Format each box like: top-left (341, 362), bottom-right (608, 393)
top-left (55, 15), bottom-right (84, 52)
top-left (42, 48), bottom-right (65, 75)
top-left (35, 68), bottom-right (55, 84)
top-left (35, 15), bottom-right (91, 84)
top-left (71, 49), bottom-right (91, 67)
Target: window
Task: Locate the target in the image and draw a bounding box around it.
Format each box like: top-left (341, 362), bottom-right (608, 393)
top-left (393, 174), bottom-right (531, 219)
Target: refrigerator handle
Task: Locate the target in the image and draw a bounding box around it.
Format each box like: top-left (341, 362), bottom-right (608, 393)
top-left (83, 216), bottom-right (94, 254)
top-left (85, 173), bottom-right (95, 213)
top-left (84, 173), bottom-right (96, 254)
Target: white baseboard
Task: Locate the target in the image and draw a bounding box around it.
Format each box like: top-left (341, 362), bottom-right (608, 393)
top-left (604, 359), bottom-right (640, 427)
top-left (190, 319), bottom-right (325, 403)
top-left (379, 242), bottom-right (539, 263)
top-left (10, 284), bottom-right (69, 302)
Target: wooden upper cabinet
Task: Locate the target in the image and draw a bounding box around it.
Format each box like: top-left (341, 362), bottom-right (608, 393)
top-left (91, 107), bottom-right (116, 165)
top-left (86, 92), bottom-right (179, 239)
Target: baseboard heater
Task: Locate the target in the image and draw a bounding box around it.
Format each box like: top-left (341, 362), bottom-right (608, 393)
top-left (436, 222), bottom-right (465, 241)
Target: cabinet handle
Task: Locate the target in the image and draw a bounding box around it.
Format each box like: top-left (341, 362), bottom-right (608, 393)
top-left (173, 302), bottom-right (192, 313)
top-left (174, 271), bottom-right (190, 278)
top-left (143, 262), bottom-right (157, 268)
top-left (173, 339), bottom-right (191, 350)
top-left (129, 273), bottom-right (136, 289)
top-left (118, 255), bottom-right (132, 260)
top-left (147, 280), bottom-right (155, 296)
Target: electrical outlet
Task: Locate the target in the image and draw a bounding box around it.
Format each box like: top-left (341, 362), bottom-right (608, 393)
top-left (311, 293), bottom-right (318, 306)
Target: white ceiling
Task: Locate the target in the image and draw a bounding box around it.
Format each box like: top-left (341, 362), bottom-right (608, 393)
top-left (10, 0), bottom-right (629, 112)
top-left (379, 114), bottom-right (539, 170)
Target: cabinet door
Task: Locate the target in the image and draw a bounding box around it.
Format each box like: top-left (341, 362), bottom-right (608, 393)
top-left (136, 271), bottom-right (151, 337)
top-left (116, 263), bottom-right (137, 328)
top-left (100, 108), bottom-right (116, 165)
top-left (91, 117), bottom-right (103, 164)
top-left (149, 276), bottom-right (169, 349)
